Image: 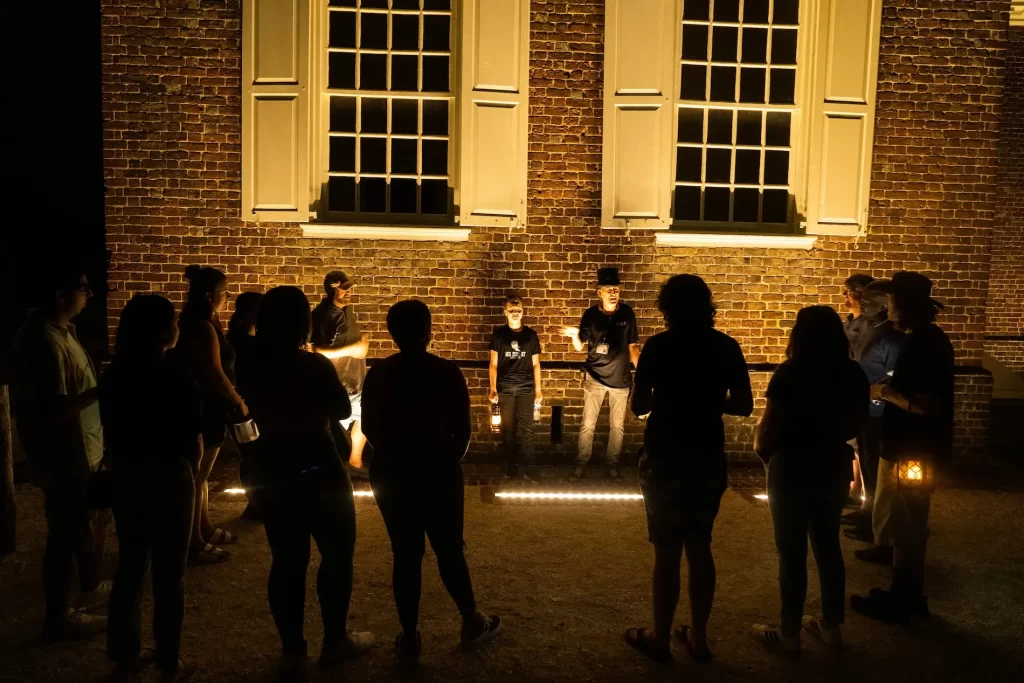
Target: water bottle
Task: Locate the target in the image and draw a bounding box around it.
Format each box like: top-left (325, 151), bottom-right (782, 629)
top-left (533, 399), bottom-right (542, 422)
top-left (231, 410), bottom-right (260, 444)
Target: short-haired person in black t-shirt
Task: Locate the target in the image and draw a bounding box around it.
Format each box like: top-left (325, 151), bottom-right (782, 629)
top-left (561, 267), bottom-right (640, 481)
top-left (488, 296), bottom-right (543, 481)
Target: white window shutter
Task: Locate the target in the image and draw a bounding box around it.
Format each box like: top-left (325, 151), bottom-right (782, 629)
top-left (601, 0), bottom-right (677, 229)
top-left (803, 0), bottom-right (882, 235)
top-left (241, 0), bottom-right (311, 222)
top-left (457, 0), bottom-right (529, 228)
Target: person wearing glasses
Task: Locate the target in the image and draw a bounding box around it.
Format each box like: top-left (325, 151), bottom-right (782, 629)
top-left (841, 274), bottom-right (876, 505)
top-left (175, 265), bottom-right (247, 565)
top-left (10, 263), bottom-right (110, 639)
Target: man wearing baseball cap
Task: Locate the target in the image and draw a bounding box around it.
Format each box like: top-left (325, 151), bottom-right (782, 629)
top-left (311, 271), bottom-right (371, 475)
top-left (850, 271), bottom-right (953, 623)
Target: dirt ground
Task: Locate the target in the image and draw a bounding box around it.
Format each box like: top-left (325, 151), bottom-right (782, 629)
top-left (1, 474), bottom-right (1023, 683)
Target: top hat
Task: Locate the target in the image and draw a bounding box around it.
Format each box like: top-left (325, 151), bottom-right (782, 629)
top-left (597, 267), bottom-right (621, 287)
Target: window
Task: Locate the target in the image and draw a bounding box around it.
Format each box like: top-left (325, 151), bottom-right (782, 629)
top-left (324, 0), bottom-right (454, 220)
top-left (674, 0), bottom-right (799, 226)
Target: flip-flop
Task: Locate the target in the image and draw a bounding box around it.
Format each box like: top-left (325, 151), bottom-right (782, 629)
top-left (674, 625), bottom-right (712, 663)
top-left (624, 627), bottom-right (672, 663)
top-left (209, 528), bottom-right (239, 545)
top-left (188, 544), bottom-right (230, 566)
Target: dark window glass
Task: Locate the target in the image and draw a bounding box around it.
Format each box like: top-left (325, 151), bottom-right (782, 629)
top-left (733, 188), bottom-right (760, 222)
top-left (771, 29), bottom-right (798, 65)
top-left (704, 187), bottom-right (731, 221)
top-left (676, 147), bottom-right (703, 182)
top-left (392, 99), bottom-right (419, 134)
top-left (739, 68), bottom-right (766, 103)
top-left (422, 56), bottom-right (450, 92)
top-left (360, 12), bottom-right (388, 50)
top-left (391, 139), bottom-right (418, 174)
top-left (674, 185), bottom-right (702, 221)
top-left (329, 11), bottom-right (356, 49)
top-left (764, 150), bottom-right (790, 185)
top-left (423, 0), bottom-right (450, 9)
top-left (329, 97), bottom-right (357, 132)
top-left (361, 98), bottom-right (387, 133)
top-left (682, 0), bottom-right (710, 21)
top-left (714, 0), bottom-right (740, 23)
top-left (711, 26), bottom-right (738, 62)
top-left (682, 24), bottom-right (709, 61)
top-left (762, 189), bottom-right (789, 223)
top-left (421, 179), bottom-right (448, 214)
top-left (741, 27), bottom-right (768, 63)
top-left (678, 108), bottom-right (704, 143)
top-left (329, 0), bottom-right (357, 7)
top-left (705, 148), bottom-right (732, 183)
top-left (744, 0), bottom-right (770, 24)
top-left (360, 137), bottom-right (387, 174)
top-left (774, 0), bottom-right (800, 25)
top-left (680, 64), bottom-right (708, 100)
top-left (423, 100), bottom-right (448, 135)
top-left (707, 109), bottom-right (733, 144)
top-left (422, 139), bottom-right (448, 175)
top-left (362, 0), bottom-right (388, 7)
top-left (709, 66), bottom-right (736, 101)
top-left (329, 136), bottom-right (356, 173)
top-left (360, 178), bottom-right (387, 212)
top-left (329, 52), bottom-right (356, 89)
top-left (765, 112), bottom-right (791, 146)
top-left (391, 179), bottom-right (418, 213)
top-left (360, 54), bottom-right (387, 90)
top-left (423, 15), bottom-right (451, 52)
top-left (392, 14), bottom-right (419, 51)
top-left (328, 176), bottom-right (356, 212)
top-left (391, 55), bottom-right (419, 91)
top-left (734, 149), bottom-right (761, 184)
top-left (392, 0), bottom-right (421, 9)
top-left (768, 68), bottom-right (795, 104)
top-left (736, 110), bottom-right (762, 144)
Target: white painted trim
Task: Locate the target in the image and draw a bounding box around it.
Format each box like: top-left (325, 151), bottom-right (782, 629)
top-left (301, 224), bottom-right (471, 242)
top-left (655, 232), bottom-right (818, 249)
top-left (1011, 1), bottom-right (1023, 27)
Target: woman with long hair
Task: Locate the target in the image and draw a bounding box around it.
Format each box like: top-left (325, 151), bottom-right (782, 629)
top-left (102, 295), bottom-right (200, 682)
top-left (625, 275), bottom-right (753, 663)
top-left (751, 306), bottom-right (869, 654)
top-left (235, 286), bottom-right (373, 679)
top-left (176, 265), bottom-right (246, 564)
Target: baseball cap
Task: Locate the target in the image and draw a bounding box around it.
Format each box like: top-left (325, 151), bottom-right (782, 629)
top-left (323, 270), bottom-right (354, 294)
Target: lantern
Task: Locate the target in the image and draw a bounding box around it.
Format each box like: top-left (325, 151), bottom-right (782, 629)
top-left (490, 404), bottom-right (502, 433)
top-left (897, 458), bottom-right (934, 491)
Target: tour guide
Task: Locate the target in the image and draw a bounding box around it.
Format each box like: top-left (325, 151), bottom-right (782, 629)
top-left (562, 267), bottom-right (640, 481)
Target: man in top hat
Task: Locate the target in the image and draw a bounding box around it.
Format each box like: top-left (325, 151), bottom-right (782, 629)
top-left (562, 267), bottom-right (640, 481)
top-left (851, 271), bottom-right (953, 623)
top-left (311, 271), bottom-right (370, 474)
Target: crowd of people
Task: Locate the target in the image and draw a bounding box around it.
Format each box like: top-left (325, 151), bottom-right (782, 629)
top-left (8, 262), bottom-right (954, 680)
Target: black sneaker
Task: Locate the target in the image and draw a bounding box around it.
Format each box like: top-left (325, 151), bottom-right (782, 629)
top-left (869, 588), bottom-right (930, 617)
top-left (854, 545), bottom-right (894, 565)
top-left (569, 467), bottom-right (586, 482)
top-left (461, 613), bottom-right (503, 649)
top-left (850, 592), bottom-right (911, 624)
top-left (504, 465), bottom-right (520, 479)
top-left (395, 630), bottom-right (422, 662)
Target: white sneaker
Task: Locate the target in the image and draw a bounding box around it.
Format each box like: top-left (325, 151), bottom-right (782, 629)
top-left (802, 616), bottom-right (843, 649)
top-left (319, 630), bottom-right (375, 669)
top-left (44, 608), bottom-right (108, 640)
top-left (77, 579), bottom-right (114, 610)
top-left (750, 623), bottom-right (800, 654)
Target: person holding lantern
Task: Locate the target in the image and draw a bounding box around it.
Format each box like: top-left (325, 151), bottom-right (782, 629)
top-left (488, 295), bottom-right (543, 482)
top-left (851, 272), bottom-right (953, 623)
top-left (561, 267), bottom-right (640, 481)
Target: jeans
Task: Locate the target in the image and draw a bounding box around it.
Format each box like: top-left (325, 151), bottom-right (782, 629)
top-left (107, 463), bottom-right (194, 672)
top-left (262, 475), bottom-right (356, 655)
top-left (371, 472), bottom-right (477, 635)
top-left (856, 416), bottom-right (883, 503)
top-left (767, 459), bottom-right (847, 635)
top-left (499, 391), bottom-right (535, 470)
top-left (42, 475), bottom-right (108, 619)
top-left (577, 375), bottom-right (630, 466)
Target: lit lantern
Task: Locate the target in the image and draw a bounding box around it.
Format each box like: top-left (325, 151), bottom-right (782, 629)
top-left (490, 404), bottom-right (502, 433)
top-left (897, 458), bottom-right (934, 491)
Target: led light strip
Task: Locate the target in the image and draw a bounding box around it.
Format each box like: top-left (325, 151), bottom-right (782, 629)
top-left (750, 493), bottom-right (865, 503)
top-left (221, 488), bottom-right (374, 498)
top-left (495, 491), bottom-right (644, 501)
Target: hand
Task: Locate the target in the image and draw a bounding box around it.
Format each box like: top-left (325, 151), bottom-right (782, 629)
top-left (238, 401), bottom-right (250, 417)
top-left (489, 390), bottom-right (498, 404)
top-left (561, 326), bottom-right (579, 339)
top-left (534, 391), bottom-right (543, 404)
top-left (870, 383), bottom-right (887, 401)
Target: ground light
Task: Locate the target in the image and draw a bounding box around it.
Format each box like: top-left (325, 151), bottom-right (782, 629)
top-left (494, 491), bottom-right (643, 501)
top-left (221, 488), bottom-right (374, 497)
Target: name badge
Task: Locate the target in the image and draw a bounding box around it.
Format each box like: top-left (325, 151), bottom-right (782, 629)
top-left (594, 343), bottom-right (609, 355)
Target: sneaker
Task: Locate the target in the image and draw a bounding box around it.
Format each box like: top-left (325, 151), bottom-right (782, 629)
top-left (854, 544), bottom-right (894, 565)
top-left (607, 467), bottom-right (622, 481)
top-left (750, 624), bottom-right (800, 654)
top-left (77, 579), bottom-right (114, 610)
top-left (275, 652), bottom-right (309, 682)
top-left (43, 608), bottom-right (108, 641)
top-left (319, 630), bottom-right (376, 669)
top-left (868, 588), bottom-right (930, 617)
top-left (801, 616), bottom-right (843, 649)
top-left (569, 467), bottom-right (586, 482)
top-left (461, 612), bottom-right (503, 649)
top-left (395, 630), bottom-right (422, 662)
top-left (523, 469), bottom-right (540, 484)
top-left (504, 465), bottom-right (520, 479)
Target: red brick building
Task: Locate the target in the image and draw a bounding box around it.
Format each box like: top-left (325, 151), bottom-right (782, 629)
top-left (100, 0), bottom-right (1022, 462)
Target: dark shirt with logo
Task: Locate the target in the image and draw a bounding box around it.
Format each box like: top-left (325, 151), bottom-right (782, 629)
top-left (489, 325), bottom-right (541, 394)
top-left (578, 303), bottom-right (638, 388)
top-left (311, 298), bottom-right (366, 395)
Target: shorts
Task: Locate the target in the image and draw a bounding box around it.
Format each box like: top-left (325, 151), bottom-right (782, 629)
top-left (341, 392), bottom-right (362, 430)
top-left (201, 394), bottom-right (228, 448)
top-left (639, 453), bottom-right (726, 546)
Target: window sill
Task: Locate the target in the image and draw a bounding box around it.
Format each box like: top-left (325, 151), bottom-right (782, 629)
top-left (301, 224), bottom-right (471, 242)
top-left (655, 232), bottom-right (818, 250)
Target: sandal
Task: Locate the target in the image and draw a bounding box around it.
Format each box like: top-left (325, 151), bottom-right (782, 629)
top-left (674, 625), bottom-right (712, 663)
top-left (624, 627), bottom-right (672, 663)
top-left (209, 528), bottom-right (239, 545)
top-left (158, 657), bottom-right (196, 682)
top-left (188, 544), bottom-right (230, 566)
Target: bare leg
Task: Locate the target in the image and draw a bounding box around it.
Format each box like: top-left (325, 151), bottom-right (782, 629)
top-left (349, 421), bottom-right (367, 469)
top-left (684, 540), bottom-right (715, 649)
top-left (850, 454), bottom-right (863, 499)
top-left (191, 444), bottom-right (221, 550)
top-left (651, 544), bottom-right (683, 650)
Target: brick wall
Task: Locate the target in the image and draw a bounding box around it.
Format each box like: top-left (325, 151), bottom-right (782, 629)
top-left (101, 0), bottom-right (1004, 461)
top-left (987, 24), bottom-right (1024, 376)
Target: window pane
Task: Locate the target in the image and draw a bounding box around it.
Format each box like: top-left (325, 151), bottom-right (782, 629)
top-left (711, 26), bottom-right (738, 62)
top-left (422, 140), bottom-right (448, 175)
top-left (360, 178), bottom-right (387, 212)
top-left (329, 0), bottom-right (357, 6)
top-left (360, 137), bottom-right (387, 174)
top-left (707, 109), bottom-right (732, 144)
top-left (676, 147), bottom-right (703, 182)
top-left (360, 54), bottom-right (387, 90)
top-left (361, 98), bottom-right (387, 133)
top-left (714, 0), bottom-right (740, 23)
top-left (734, 188), bottom-right (760, 222)
top-left (744, 0), bottom-right (770, 24)
top-left (329, 52), bottom-right (356, 89)
top-left (704, 187), bottom-right (731, 221)
top-left (774, 0), bottom-right (800, 25)
top-left (674, 185), bottom-right (702, 221)
top-left (423, 15), bottom-right (451, 52)
top-left (391, 55), bottom-right (419, 91)
top-left (682, 24), bottom-right (709, 61)
top-left (423, 100), bottom-right (448, 135)
top-left (736, 110), bottom-right (762, 144)
top-left (677, 108), bottom-right (704, 143)
top-left (771, 29), bottom-right (798, 65)
top-left (329, 137), bottom-right (356, 173)
top-left (360, 12), bottom-right (387, 50)
top-left (741, 27), bottom-right (768, 63)
top-left (422, 56), bottom-right (450, 92)
top-left (768, 69), bottom-right (795, 104)
top-left (421, 179), bottom-right (448, 214)
top-left (330, 97), bottom-right (357, 132)
top-left (328, 176), bottom-right (355, 212)
top-left (764, 150), bottom-right (790, 185)
top-left (734, 149), bottom-right (761, 183)
top-left (762, 189), bottom-right (789, 223)
top-left (709, 66), bottom-right (736, 101)
top-left (739, 68), bottom-right (766, 103)
top-left (392, 14), bottom-right (419, 51)
top-left (765, 112), bottom-right (791, 146)
top-left (392, 99), bottom-right (419, 134)
top-left (705, 148), bottom-right (732, 183)
top-left (390, 179), bottom-right (418, 213)
top-left (391, 139), bottom-right (418, 174)
top-left (680, 64), bottom-right (708, 100)
top-left (392, 0), bottom-right (421, 9)
top-left (683, 0), bottom-right (710, 21)
top-left (423, 0), bottom-right (450, 9)
top-left (361, 0), bottom-right (388, 8)
top-left (329, 11), bottom-right (356, 49)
